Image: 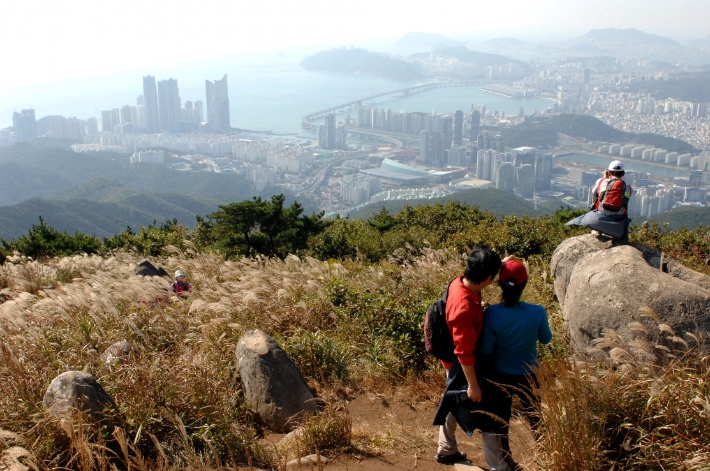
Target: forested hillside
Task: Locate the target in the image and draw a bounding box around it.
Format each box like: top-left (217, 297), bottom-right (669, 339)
top-left (501, 114), bottom-right (696, 153)
top-left (0, 141), bottom-right (255, 206)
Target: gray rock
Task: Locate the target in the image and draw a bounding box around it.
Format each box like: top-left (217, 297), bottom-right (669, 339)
top-left (550, 234), bottom-right (615, 310)
top-left (236, 330), bottom-right (317, 432)
top-left (43, 371), bottom-right (116, 423)
top-left (552, 235), bottom-right (710, 356)
top-left (0, 446), bottom-right (38, 471)
top-left (134, 260), bottom-right (168, 278)
top-left (285, 453), bottom-right (328, 470)
top-left (100, 340), bottom-right (134, 366)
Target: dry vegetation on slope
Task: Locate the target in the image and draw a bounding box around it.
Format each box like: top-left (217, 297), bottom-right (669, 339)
top-left (0, 240), bottom-right (709, 470)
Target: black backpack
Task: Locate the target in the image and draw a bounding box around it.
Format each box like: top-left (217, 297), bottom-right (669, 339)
top-left (424, 281), bottom-right (456, 363)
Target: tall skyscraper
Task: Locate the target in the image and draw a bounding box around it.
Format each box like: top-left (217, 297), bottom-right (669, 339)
top-left (142, 76), bottom-right (159, 132)
top-left (206, 74), bottom-right (230, 132)
top-left (324, 113), bottom-right (336, 149)
top-left (470, 110), bottom-right (481, 142)
top-left (12, 109), bottom-right (37, 141)
top-left (453, 110), bottom-right (464, 147)
top-left (158, 78), bottom-right (181, 132)
top-left (534, 154), bottom-right (553, 192)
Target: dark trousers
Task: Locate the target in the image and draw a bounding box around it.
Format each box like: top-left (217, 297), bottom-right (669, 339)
top-left (485, 370), bottom-right (541, 456)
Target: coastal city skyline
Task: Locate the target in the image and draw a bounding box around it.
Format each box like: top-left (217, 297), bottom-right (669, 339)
top-left (2, 2), bottom-right (710, 240)
top-left (2, 0), bottom-right (710, 126)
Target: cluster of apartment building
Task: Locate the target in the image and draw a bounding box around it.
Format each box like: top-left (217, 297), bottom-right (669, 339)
top-left (597, 143), bottom-right (709, 170)
top-left (586, 88), bottom-right (710, 152)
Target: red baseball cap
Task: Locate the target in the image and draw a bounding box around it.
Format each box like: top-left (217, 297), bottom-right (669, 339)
top-left (499, 260), bottom-right (528, 287)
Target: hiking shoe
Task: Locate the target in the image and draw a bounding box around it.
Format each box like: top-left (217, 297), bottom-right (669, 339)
top-left (505, 456), bottom-right (523, 470)
top-left (436, 451), bottom-right (468, 465)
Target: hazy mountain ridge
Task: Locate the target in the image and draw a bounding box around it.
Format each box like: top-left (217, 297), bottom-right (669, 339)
top-left (579, 28), bottom-right (682, 47)
top-left (394, 32), bottom-right (463, 49)
top-left (474, 28), bottom-right (710, 64)
top-left (410, 45), bottom-right (527, 67)
top-left (0, 184), bottom-right (223, 240)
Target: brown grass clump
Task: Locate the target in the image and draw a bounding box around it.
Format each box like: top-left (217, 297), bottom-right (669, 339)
top-left (536, 312), bottom-right (710, 470)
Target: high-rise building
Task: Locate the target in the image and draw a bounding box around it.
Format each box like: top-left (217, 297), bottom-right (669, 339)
top-left (469, 110), bottom-right (480, 142)
top-left (158, 78), bottom-right (181, 132)
top-left (418, 130), bottom-right (429, 164)
top-left (453, 110), bottom-right (464, 147)
top-left (206, 74), bottom-right (231, 132)
top-left (436, 115), bottom-right (453, 150)
top-left (87, 117), bottom-right (98, 135)
top-left (324, 113), bottom-right (336, 149)
top-left (496, 162), bottom-right (516, 192)
top-left (194, 101), bottom-right (204, 124)
top-left (534, 154), bottom-right (553, 191)
top-left (142, 76), bottom-right (159, 132)
top-left (12, 109), bottom-right (37, 141)
top-left (120, 105), bottom-right (136, 132)
top-left (516, 164), bottom-right (535, 198)
top-left (101, 109), bottom-right (121, 132)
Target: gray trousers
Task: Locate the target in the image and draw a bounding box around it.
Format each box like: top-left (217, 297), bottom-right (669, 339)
top-left (437, 412), bottom-right (511, 471)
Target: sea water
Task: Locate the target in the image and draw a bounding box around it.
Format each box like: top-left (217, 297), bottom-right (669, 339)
top-left (1, 53), bottom-right (553, 135)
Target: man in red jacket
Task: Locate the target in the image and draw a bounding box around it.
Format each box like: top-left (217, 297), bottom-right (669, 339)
top-left (436, 245), bottom-right (502, 465)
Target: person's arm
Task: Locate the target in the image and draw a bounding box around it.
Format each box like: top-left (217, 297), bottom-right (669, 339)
top-left (461, 363), bottom-right (481, 402)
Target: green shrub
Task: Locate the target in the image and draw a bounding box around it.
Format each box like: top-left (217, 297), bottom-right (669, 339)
top-left (281, 330), bottom-right (350, 382)
top-left (2, 217), bottom-right (102, 260)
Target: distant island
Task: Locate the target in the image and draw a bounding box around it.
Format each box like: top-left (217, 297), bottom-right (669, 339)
top-left (300, 48), bottom-right (424, 81)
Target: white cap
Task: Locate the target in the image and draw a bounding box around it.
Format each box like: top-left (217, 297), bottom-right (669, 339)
top-left (608, 160), bottom-right (624, 172)
top-left (175, 270), bottom-right (186, 278)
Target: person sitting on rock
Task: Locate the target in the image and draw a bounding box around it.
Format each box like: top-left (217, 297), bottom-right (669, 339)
top-left (565, 160), bottom-right (633, 243)
top-left (169, 270), bottom-right (193, 297)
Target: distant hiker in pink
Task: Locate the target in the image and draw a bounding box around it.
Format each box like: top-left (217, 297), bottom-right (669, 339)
top-left (170, 270), bottom-right (193, 297)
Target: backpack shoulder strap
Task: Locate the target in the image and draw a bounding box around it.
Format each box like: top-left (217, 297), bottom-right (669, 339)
top-left (442, 279), bottom-right (453, 303)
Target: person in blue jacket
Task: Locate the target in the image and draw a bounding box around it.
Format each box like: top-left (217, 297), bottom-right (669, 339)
top-left (480, 259), bottom-right (553, 471)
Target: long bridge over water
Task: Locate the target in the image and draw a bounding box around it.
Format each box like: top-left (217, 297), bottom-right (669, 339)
top-left (301, 81), bottom-right (480, 131)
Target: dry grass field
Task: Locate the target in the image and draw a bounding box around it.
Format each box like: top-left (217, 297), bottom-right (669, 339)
top-left (1, 245), bottom-right (709, 470)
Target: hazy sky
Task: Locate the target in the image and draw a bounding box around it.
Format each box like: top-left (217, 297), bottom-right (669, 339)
top-left (1, 0), bottom-right (709, 125)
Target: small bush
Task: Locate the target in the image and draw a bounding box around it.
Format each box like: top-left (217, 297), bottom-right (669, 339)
top-left (281, 330), bottom-right (350, 382)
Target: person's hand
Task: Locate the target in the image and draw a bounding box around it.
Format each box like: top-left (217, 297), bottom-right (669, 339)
top-left (467, 383), bottom-right (482, 402)
top-left (502, 255), bottom-right (515, 263)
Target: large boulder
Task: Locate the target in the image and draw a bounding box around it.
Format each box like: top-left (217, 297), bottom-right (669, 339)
top-left (134, 259), bottom-right (169, 278)
top-left (551, 235), bottom-right (710, 356)
top-left (43, 371), bottom-right (116, 423)
top-left (236, 330), bottom-right (318, 432)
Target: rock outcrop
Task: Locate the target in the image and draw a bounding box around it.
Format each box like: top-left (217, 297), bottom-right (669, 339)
top-left (551, 235), bottom-right (710, 356)
top-left (43, 371), bottom-right (116, 423)
top-left (134, 259), bottom-right (169, 278)
top-left (100, 340), bottom-right (134, 366)
top-left (236, 330), bottom-right (317, 432)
